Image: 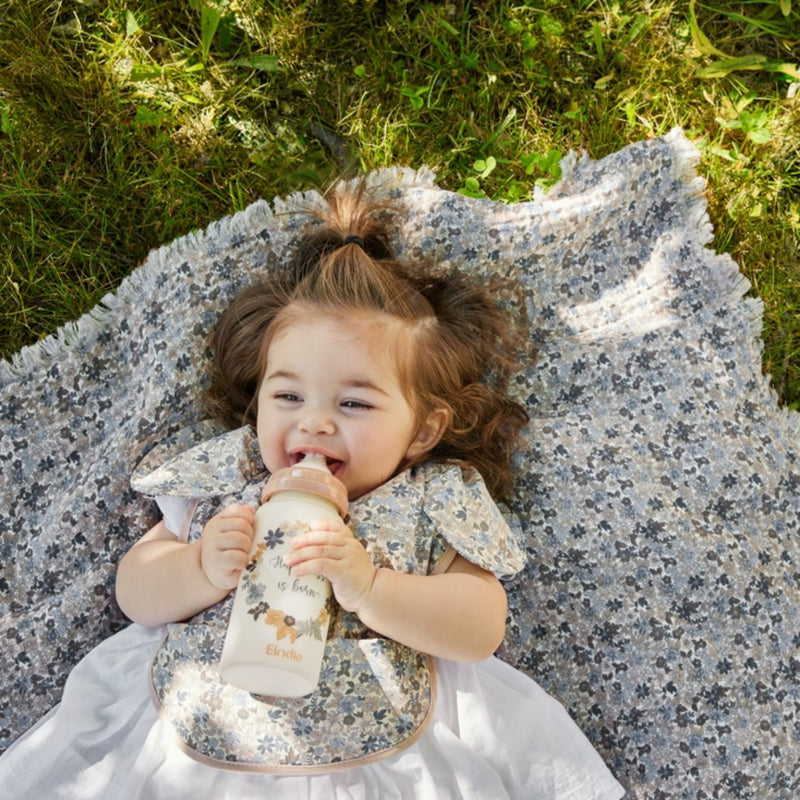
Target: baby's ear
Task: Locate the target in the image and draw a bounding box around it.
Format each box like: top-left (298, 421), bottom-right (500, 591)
top-left (405, 408), bottom-right (449, 461)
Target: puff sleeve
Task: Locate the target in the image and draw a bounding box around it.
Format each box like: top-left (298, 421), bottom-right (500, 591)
top-left (131, 424), bottom-right (267, 499)
top-left (421, 464), bottom-right (526, 579)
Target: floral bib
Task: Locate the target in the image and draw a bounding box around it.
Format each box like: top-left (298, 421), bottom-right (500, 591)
top-left (132, 426), bottom-right (525, 773)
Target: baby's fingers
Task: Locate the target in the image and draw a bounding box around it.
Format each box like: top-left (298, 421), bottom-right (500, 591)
top-left (299, 518), bottom-right (351, 540)
top-left (288, 531), bottom-right (346, 556)
top-left (216, 547), bottom-right (250, 573)
top-left (205, 505), bottom-right (255, 539)
top-left (218, 504), bottom-right (255, 525)
top-left (217, 529), bottom-right (254, 554)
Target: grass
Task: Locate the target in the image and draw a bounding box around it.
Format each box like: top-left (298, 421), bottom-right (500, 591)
top-left (1, 0), bottom-right (798, 407)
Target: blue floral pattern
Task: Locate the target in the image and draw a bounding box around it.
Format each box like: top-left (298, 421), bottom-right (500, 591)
top-left (1, 129), bottom-right (799, 796)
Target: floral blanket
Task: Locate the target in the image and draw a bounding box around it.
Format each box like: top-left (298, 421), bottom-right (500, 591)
top-left (1, 128), bottom-right (798, 798)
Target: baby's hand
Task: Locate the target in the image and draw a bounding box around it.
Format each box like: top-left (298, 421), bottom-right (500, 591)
top-left (200, 504), bottom-right (255, 591)
top-left (284, 519), bottom-right (377, 614)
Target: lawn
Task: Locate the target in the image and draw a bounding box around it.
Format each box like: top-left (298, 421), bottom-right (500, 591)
top-left (1, 0), bottom-right (798, 406)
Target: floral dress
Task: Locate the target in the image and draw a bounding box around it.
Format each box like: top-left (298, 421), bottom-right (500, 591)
top-left (0, 427), bottom-right (625, 799)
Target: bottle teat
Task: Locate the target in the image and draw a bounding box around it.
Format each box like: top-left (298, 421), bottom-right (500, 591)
top-left (300, 452), bottom-right (330, 472)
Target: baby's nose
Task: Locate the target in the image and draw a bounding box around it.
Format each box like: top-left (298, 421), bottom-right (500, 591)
top-left (298, 410), bottom-right (335, 435)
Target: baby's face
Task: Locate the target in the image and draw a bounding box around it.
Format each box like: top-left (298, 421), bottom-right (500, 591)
top-left (255, 312), bottom-right (427, 500)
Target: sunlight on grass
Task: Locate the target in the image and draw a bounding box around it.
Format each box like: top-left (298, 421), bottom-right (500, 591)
top-left (1, 0), bottom-right (798, 404)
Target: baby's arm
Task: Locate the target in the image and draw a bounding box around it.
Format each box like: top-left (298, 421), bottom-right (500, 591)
top-left (357, 553), bottom-right (507, 662)
top-left (116, 504), bottom-right (255, 627)
top-left (285, 519), bottom-right (507, 662)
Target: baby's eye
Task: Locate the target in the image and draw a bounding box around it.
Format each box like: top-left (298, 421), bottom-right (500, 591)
top-left (274, 392), bottom-right (302, 403)
top-left (341, 399), bottom-right (373, 411)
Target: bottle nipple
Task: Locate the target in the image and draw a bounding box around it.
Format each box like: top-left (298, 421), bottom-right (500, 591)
top-left (300, 452), bottom-right (330, 472)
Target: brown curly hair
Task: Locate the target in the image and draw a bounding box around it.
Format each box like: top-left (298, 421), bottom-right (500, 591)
top-left (205, 181), bottom-right (530, 500)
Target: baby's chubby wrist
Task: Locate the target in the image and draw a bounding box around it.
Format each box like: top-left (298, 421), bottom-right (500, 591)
top-left (349, 565), bottom-right (383, 622)
top-left (196, 539), bottom-right (230, 592)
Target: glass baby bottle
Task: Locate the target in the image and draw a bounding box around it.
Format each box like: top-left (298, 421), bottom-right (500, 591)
top-left (219, 453), bottom-right (348, 697)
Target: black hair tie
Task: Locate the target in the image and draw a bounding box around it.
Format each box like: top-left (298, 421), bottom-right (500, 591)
top-left (342, 234), bottom-right (365, 249)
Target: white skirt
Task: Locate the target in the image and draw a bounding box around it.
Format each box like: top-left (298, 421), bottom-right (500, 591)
top-left (0, 624), bottom-right (625, 799)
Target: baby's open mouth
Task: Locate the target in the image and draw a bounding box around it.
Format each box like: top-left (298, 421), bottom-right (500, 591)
top-left (290, 452), bottom-right (345, 476)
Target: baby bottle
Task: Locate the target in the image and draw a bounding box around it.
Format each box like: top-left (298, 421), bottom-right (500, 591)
top-left (219, 453), bottom-right (348, 697)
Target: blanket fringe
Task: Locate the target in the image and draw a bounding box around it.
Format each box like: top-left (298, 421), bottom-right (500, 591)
top-left (0, 197), bottom-right (262, 385)
top-left (657, 131), bottom-right (797, 436)
top-left (0, 167), bottom-right (437, 386)
top-left (1, 143), bottom-right (790, 439)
